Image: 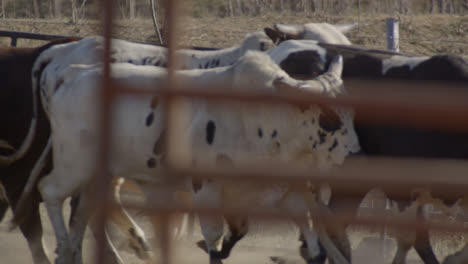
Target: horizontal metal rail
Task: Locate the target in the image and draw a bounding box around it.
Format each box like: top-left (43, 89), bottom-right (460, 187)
top-left (0, 30), bottom-right (218, 50)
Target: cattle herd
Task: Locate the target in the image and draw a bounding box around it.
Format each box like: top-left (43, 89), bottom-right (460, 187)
top-left (0, 22), bottom-right (468, 264)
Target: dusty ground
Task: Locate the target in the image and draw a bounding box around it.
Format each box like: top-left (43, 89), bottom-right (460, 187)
top-left (1, 198), bottom-right (466, 264)
top-left (0, 13), bottom-right (466, 58)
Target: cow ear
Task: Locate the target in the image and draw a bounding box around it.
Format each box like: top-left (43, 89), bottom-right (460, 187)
top-left (264, 27), bottom-right (280, 44)
top-left (274, 24), bottom-right (305, 39)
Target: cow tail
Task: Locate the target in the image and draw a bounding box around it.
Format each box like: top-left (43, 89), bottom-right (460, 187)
top-left (0, 102), bottom-right (38, 166)
top-left (12, 137), bottom-right (52, 227)
top-left (0, 54), bottom-right (45, 165)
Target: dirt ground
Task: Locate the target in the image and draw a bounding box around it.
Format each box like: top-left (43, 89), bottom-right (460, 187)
top-left (0, 13), bottom-right (467, 58)
top-left (1, 198), bottom-right (466, 264)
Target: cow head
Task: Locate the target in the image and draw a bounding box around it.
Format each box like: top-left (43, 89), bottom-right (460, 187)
top-left (240, 32), bottom-right (274, 54)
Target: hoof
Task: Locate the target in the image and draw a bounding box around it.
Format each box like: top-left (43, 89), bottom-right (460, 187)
top-left (55, 246), bottom-right (73, 264)
top-left (209, 256), bottom-right (223, 264)
top-left (196, 240), bottom-right (209, 254)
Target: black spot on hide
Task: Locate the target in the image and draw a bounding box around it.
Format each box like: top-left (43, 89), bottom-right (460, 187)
top-left (339, 54), bottom-right (383, 78)
top-left (153, 131), bottom-right (165, 156)
top-left (258, 128), bottom-right (263, 138)
top-left (318, 106), bottom-right (342, 132)
top-left (154, 60), bottom-right (161, 66)
top-left (328, 139), bottom-right (338, 152)
top-left (145, 112), bottom-right (154, 126)
top-left (192, 178), bottom-right (202, 193)
top-left (271, 130), bottom-right (277, 138)
top-left (204, 61), bottom-right (209, 69)
top-left (279, 51), bottom-right (325, 77)
top-left (206, 121), bottom-right (216, 145)
top-left (405, 55), bottom-right (467, 81)
top-left (215, 59), bottom-right (220, 67)
top-left (318, 131), bottom-right (326, 144)
top-left (147, 158), bottom-right (157, 168)
top-left (260, 42), bottom-right (266, 51)
top-left (129, 228), bottom-right (136, 237)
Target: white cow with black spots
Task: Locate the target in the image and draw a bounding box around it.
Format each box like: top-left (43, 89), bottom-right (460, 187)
top-left (19, 48), bottom-right (359, 264)
top-left (12, 31), bottom-right (273, 263)
top-left (265, 22), bottom-right (468, 264)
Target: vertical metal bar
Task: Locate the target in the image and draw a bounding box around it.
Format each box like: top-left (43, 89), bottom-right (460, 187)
top-left (158, 0), bottom-right (181, 263)
top-left (94, 0), bottom-right (115, 263)
top-left (386, 17), bottom-right (399, 52)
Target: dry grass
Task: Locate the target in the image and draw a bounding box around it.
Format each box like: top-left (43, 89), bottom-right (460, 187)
top-left (0, 13), bottom-right (466, 58)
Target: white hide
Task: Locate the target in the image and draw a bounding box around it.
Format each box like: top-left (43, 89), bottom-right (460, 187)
top-left (33, 32), bottom-right (272, 115)
top-left (274, 22), bottom-right (356, 45)
top-left (37, 51), bottom-right (359, 264)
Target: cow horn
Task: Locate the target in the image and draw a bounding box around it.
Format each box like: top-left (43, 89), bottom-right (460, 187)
top-left (294, 55), bottom-right (344, 95)
top-left (327, 55), bottom-right (344, 77)
top-left (273, 24), bottom-right (305, 39)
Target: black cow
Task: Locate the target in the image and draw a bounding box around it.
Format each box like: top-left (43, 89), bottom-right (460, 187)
top-left (278, 43), bottom-right (468, 264)
top-left (0, 38), bottom-right (78, 264)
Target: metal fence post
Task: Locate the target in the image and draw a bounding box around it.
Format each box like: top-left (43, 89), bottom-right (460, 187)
top-left (386, 18), bottom-right (399, 52)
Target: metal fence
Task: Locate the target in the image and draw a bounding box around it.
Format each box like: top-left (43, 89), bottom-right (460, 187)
top-left (17, 0), bottom-right (468, 263)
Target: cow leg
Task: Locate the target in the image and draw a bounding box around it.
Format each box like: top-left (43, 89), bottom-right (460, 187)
top-left (5, 181), bottom-right (50, 264)
top-left (413, 207), bottom-right (439, 264)
top-left (38, 172), bottom-right (72, 264)
top-left (85, 208), bottom-right (125, 264)
top-left (20, 198), bottom-right (51, 264)
top-left (326, 195), bottom-right (362, 264)
top-left (443, 244), bottom-right (468, 264)
top-left (297, 225), bottom-right (327, 264)
top-left (68, 188), bottom-right (95, 264)
top-left (392, 200), bottom-right (417, 264)
top-left (38, 161), bottom-right (93, 264)
top-left (192, 179), bottom-right (225, 264)
top-left (279, 190), bottom-right (341, 264)
top-left (0, 197), bottom-right (8, 221)
top-left (208, 215), bottom-right (248, 259)
top-left (108, 178), bottom-right (153, 261)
